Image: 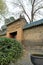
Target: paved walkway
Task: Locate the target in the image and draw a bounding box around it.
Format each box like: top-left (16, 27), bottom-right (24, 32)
top-left (14, 48), bottom-right (43, 65)
top-left (11, 46), bottom-right (43, 65)
top-left (14, 49), bottom-right (33, 65)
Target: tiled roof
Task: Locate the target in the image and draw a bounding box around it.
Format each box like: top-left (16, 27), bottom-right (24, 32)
top-left (5, 17), bottom-right (15, 25)
top-left (23, 19), bottom-right (43, 30)
top-left (0, 30), bottom-right (6, 35)
top-left (0, 25), bottom-right (7, 36)
top-left (5, 17), bottom-right (27, 26)
top-left (1, 25), bottom-right (7, 30)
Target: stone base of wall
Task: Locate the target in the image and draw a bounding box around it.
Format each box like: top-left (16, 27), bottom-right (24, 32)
top-left (22, 40), bottom-right (43, 46)
top-left (23, 45), bottom-right (43, 54)
top-left (22, 40), bottom-right (43, 54)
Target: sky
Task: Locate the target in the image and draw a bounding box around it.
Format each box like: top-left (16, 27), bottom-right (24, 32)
top-left (5, 0), bottom-right (43, 20)
top-left (0, 0), bottom-right (43, 29)
top-left (5, 0), bottom-right (31, 20)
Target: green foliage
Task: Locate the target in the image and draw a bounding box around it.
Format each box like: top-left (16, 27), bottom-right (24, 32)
top-left (0, 0), bottom-right (6, 14)
top-left (0, 37), bottom-right (23, 65)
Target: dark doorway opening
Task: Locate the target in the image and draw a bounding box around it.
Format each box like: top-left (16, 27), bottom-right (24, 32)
top-left (10, 31), bottom-right (17, 38)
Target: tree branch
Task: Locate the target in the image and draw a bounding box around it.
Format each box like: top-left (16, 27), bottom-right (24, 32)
top-left (33, 6), bottom-right (43, 15)
top-left (30, 0), bottom-right (33, 5)
top-left (6, 1), bottom-right (21, 7)
top-left (31, 0), bottom-right (32, 4)
top-left (17, 0), bottom-right (31, 21)
top-left (32, 0), bottom-right (36, 6)
top-left (31, 0), bottom-right (36, 22)
top-left (35, 0), bottom-right (43, 7)
top-left (9, 0), bottom-right (31, 22)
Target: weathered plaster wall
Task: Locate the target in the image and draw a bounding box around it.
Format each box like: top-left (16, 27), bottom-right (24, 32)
top-left (23, 25), bottom-right (43, 53)
top-left (24, 25), bottom-right (43, 46)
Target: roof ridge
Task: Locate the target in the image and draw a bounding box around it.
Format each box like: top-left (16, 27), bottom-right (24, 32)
top-left (23, 19), bottom-right (43, 30)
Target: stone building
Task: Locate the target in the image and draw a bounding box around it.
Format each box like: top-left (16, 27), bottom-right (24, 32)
top-left (0, 18), bottom-right (43, 52)
top-left (6, 18), bottom-right (27, 42)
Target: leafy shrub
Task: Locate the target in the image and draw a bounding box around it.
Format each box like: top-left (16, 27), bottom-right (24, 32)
top-left (0, 37), bottom-right (23, 65)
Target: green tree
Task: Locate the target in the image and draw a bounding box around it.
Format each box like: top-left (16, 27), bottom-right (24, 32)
top-left (0, 0), bottom-right (6, 14)
top-left (0, 37), bottom-right (23, 65)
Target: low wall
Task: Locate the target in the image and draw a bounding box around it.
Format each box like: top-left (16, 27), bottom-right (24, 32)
top-left (23, 25), bottom-right (43, 53)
